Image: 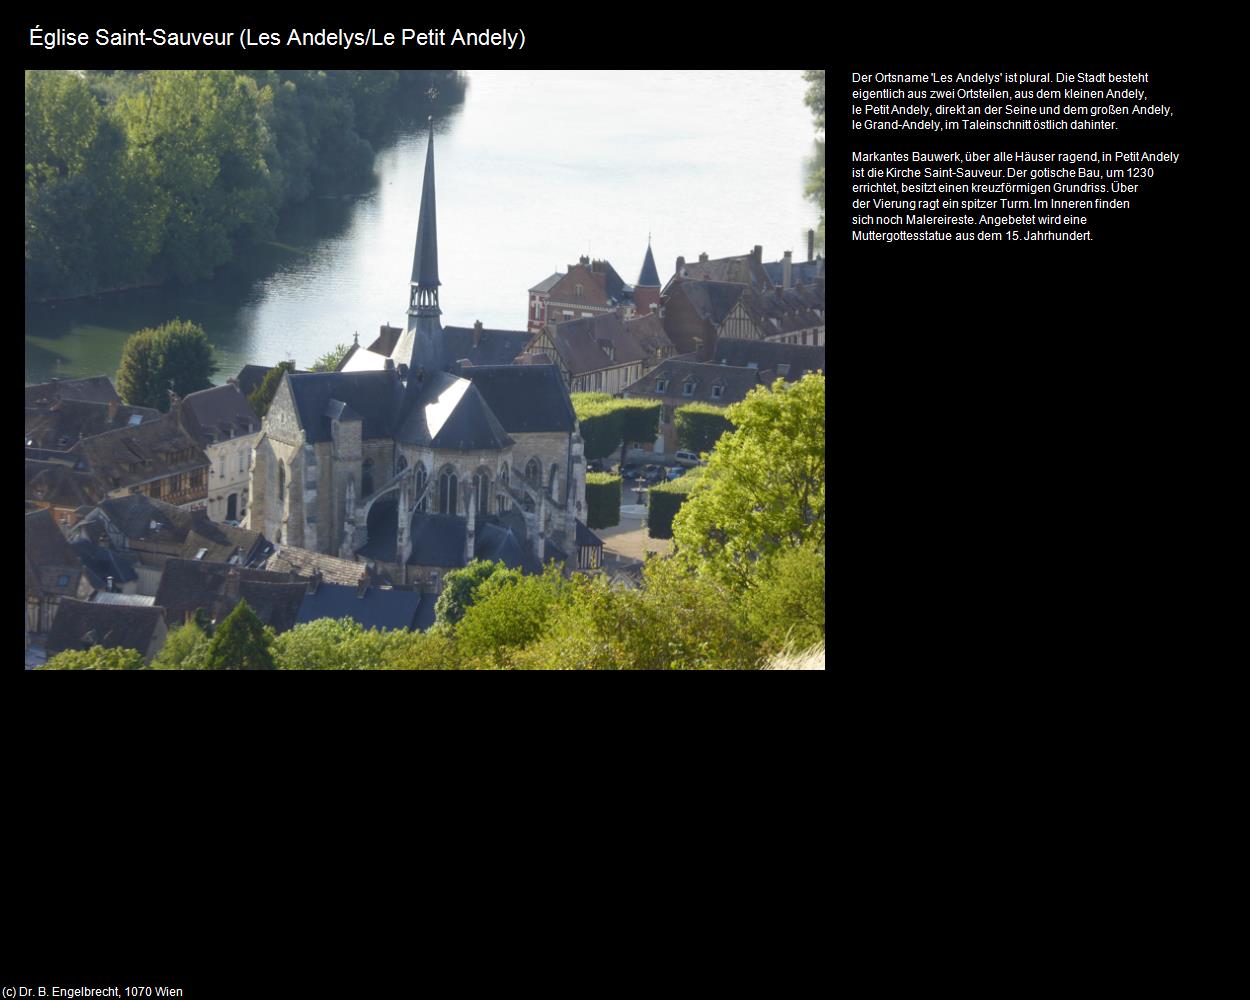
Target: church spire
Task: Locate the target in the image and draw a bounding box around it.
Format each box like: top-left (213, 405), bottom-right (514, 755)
top-left (409, 119), bottom-right (441, 319)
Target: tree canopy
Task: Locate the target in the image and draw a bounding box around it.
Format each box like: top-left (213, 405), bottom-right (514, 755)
top-left (310, 343), bottom-right (352, 373)
top-left (248, 361), bottom-right (296, 418)
top-left (40, 646), bottom-right (147, 670)
top-left (203, 599), bottom-right (276, 670)
top-left (115, 318), bottom-right (218, 411)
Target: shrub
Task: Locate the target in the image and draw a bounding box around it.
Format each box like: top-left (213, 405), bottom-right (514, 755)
top-left (674, 403), bottom-right (734, 455)
top-left (586, 473), bottom-right (621, 530)
top-left (646, 467), bottom-right (704, 539)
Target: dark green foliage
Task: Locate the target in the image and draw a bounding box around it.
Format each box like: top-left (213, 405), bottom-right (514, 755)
top-left (115, 318), bottom-right (217, 411)
top-left (647, 467), bottom-right (704, 540)
top-left (434, 559), bottom-right (511, 629)
top-left (40, 646), bottom-right (147, 670)
top-left (803, 70), bottom-right (825, 247)
top-left (571, 394), bottom-right (626, 462)
top-left (617, 399), bottom-right (662, 467)
top-left (203, 599), bottom-right (276, 670)
top-left (739, 541), bottom-right (825, 659)
top-left (586, 473), bottom-right (621, 530)
top-left (674, 403), bottom-right (734, 455)
top-left (26, 69), bottom-right (467, 301)
top-left (310, 343), bottom-right (352, 373)
top-left (150, 621), bottom-right (211, 670)
top-left (248, 361), bottom-right (296, 419)
top-left (454, 564), bottom-right (570, 667)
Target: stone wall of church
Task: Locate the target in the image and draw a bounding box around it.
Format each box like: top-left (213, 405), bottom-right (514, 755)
top-left (249, 379), bottom-right (306, 547)
top-left (395, 444), bottom-right (515, 517)
top-left (510, 429), bottom-right (583, 552)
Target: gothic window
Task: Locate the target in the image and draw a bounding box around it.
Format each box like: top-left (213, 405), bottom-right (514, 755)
top-left (414, 462), bottom-right (428, 512)
top-left (473, 469), bottom-right (491, 515)
top-left (278, 462), bottom-right (285, 502)
top-left (548, 464), bottom-right (560, 502)
top-left (523, 496), bottom-right (535, 514)
top-left (362, 459), bottom-right (374, 497)
top-left (525, 458), bottom-right (541, 486)
top-left (439, 466), bottom-right (458, 515)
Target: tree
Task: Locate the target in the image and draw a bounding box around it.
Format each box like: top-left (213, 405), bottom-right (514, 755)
top-left (803, 71), bottom-right (825, 249)
top-left (571, 394), bottom-right (625, 462)
top-left (674, 403), bottom-right (734, 455)
top-left (585, 473), bottom-right (621, 530)
top-left (202, 599), bottom-right (276, 670)
top-left (738, 540), bottom-right (825, 659)
top-left (672, 374), bottom-right (824, 588)
top-left (40, 646), bottom-right (147, 670)
top-left (434, 559), bottom-right (511, 629)
top-left (646, 467), bottom-right (703, 540)
top-left (273, 617), bottom-right (400, 670)
top-left (454, 564), bottom-right (570, 667)
top-left (248, 361), bottom-right (296, 419)
top-left (310, 343), bottom-right (352, 373)
top-left (115, 318), bottom-right (218, 411)
top-left (149, 621), bottom-right (211, 670)
top-left (617, 400), bottom-right (661, 468)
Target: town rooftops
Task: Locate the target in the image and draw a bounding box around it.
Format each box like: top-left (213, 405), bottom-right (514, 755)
top-left (179, 384), bottom-right (260, 445)
top-left (669, 246), bottom-right (772, 292)
top-left (70, 538), bottom-right (139, 591)
top-left (153, 558), bottom-right (296, 627)
top-left (87, 592), bottom-right (156, 607)
top-left (26, 399), bottom-right (161, 451)
top-left (231, 363), bottom-right (303, 400)
top-left (395, 371), bottom-right (514, 452)
top-left (763, 256), bottom-right (825, 287)
top-left (284, 370), bottom-right (404, 442)
top-left (544, 313), bottom-right (648, 376)
top-left (711, 338), bottom-right (825, 378)
top-left (45, 598), bottom-right (164, 657)
top-left (670, 279), bottom-right (748, 329)
top-left (25, 376), bottom-right (121, 409)
top-left (293, 582), bottom-right (424, 632)
top-left (87, 494), bottom-right (268, 565)
top-left (529, 272), bottom-right (563, 294)
top-left (26, 460), bottom-right (105, 511)
top-left (444, 326), bottom-right (533, 368)
top-left (26, 508), bottom-right (82, 599)
top-left (263, 545), bottom-right (368, 587)
top-left (69, 411), bottom-right (207, 492)
top-left (621, 359), bottom-right (761, 407)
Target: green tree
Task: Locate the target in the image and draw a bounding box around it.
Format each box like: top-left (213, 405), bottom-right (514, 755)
top-left (115, 318), bottom-right (217, 411)
top-left (434, 559), bottom-right (511, 629)
top-left (310, 343), bottom-right (352, 372)
top-left (248, 361), bottom-right (296, 419)
top-left (202, 599), bottom-right (276, 670)
top-left (455, 564), bottom-right (570, 667)
top-left (803, 70), bottom-right (825, 248)
top-left (41, 646), bottom-right (147, 670)
top-left (274, 617), bottom-right (401, 670)
top-left (586, 473), bottom-right (621, 530)
top-left (738, 540), bottom-right (825, 659)
top-left (674, 403), bottom-right (734, 455)
top-left (672, 374), bottom-right (825, 588)
top-left (571, 394), bottom-right (626, 462)
top-left (149, 620), bottom-right (211, 670)
top-left (618, 400), bottom-right (661, 469)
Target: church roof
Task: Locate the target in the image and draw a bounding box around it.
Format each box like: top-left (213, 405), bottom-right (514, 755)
top-left (476, 520), bottom-right (543, 575)
top-left (444, 326), bottom-right (533, 367)
top-left (408, 513), bottom-right (467, 567)
top-left (395, 371), bottom-right (513, 451)
top-left (294, 582), bottom-right (423, 632)
top-left (411, 126), bottom-right (440, 287)
top-left (285, 371), bottom-right (403, 442)
top-left (462, 366), bottom-right (577, 434)
top-left (638, 243), bottom-right (661, 287)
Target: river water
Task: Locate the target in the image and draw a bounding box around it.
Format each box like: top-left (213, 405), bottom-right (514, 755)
top-left (25, 70), bottom-right (821, 386)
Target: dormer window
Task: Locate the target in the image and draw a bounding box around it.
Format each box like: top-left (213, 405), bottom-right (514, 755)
top-left (682, 380), bottom-right (696, 397)
top-left (711, 384), bottom-right (724, 399)
top-left (655, 378), bottom-right (669, 394)
top-left (777, 363), bottom-right (791, 377)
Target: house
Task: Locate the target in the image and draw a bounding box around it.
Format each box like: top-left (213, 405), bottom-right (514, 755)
top-left (261, 544), bottom-right (370, 587)
top-left (664, 246), bottom-right (774, 294)
top-left (70, 537), bottom-right (140, 595)
top-left (709, 339), bottom-right (826, 379)
top-left (659, 279), bottom-right (750, 357)
top-left (25, 458), bottom-right (105, 528)
top-left (620, 360), bottom-right (764, 453)
top-left (154, 558), bottom-right (306, 632)
top-left (69, 494), bottom-right (271, 595)
top-left (25, 376), bottom-right (121, 409)
top-left (26, 509), bottom-right (91, 634)
top-left (575, 520), bottom-right (605, 571)
top-left (525, 311), bottom-right (673, 394)
top-left (26, 398), bottom-right (160, 451)
top-left (293, 578), bottom-right (425, 632)
top-left (69, 409), bottom-right (210, 508)
top-left (45, 597), bottom-right (167, 662)
top-left (248, 128), bottom-right (586, 593)
top-left (528, 255), bottom-right (632, 331)
top-left (177, 383), bottom-right (262, 524)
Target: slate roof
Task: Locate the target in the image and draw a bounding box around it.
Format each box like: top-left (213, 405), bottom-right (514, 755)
top-left (26, 509), bottom-right (81, 599)
top-left (444, 326), bottom-right (533, 367)
top-left (638, 244), bottom-right (662, 287)
top-left (407, 513), bottom-right (467, 567)
top-left (762, 256), bottom-right (825, 287)
top-left (179, 384), bottom-right (260, 446)
top-left (26, 400), bottom-right (160, 450)
top-left (529, 272), bottom-right (562, 294)
top-left (232, 364), bottom-right (304, 400)
top-left (25, 377), bottom-right (121, 409)
top-left (284, 370), bottom-right (403, 443)
top-left (394, 371), bottom-right (513, 451)
top-left (621, 360), bottom-right (761, 407)
top-left (263, 545), bottom-right (367, 587)
top-left (367, 325), bottom-right (404, 356)
top-left (462, 366), bottom-right (577, 433)
top-left (413, 597), bottom-right (437, 632)
top-left (154, 558), bottom-right (293, 625)
top-left (672, 280), bottom-right (747, 329)
top-left (735, 281), bottom-right (826, 340)
top-left (575, 520), bottom-right (604, 549)
top-left (236, 580), bottom-right (308, 634)
top-left (294, 582), bottom-right (423, 632)
top-left (544, 313), bottom-right (647, 376)
top-left (710, 339), bottom-right (826, 379)
top-left (26, 461), bottom-right (105, 510)
top-left (70, 411), bottom-right (208, 492)
top-left (548, 259), bottom-right (631, 307)
top-left (46, 598), bottom-right (164, 657)
top-left (88, 593), bottom-right (156, 606)
top-left (70, 538), bottom-right (139, 591)
top-left (624, 312), bottom-right (674, 361)
top-left (476, 520), bottom-right (542, 575)
top-left (674, 250), bottom-right (772, 291)
top-left (411, 127), bottom-right (440, 287)
top-left (89, 494), bottom-right (268, 565)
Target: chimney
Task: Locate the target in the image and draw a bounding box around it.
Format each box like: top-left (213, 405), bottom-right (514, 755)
top-left (472, 320), bottom-right (483, 348)
top-left (698, 252), bottom-right (709, 263)
top-left (807, 229), bottom-right (815, 262)
top-left (752, 245), bottom-right (763, 263)
top-left (579, 255), bottom-right (590, 267)
top-left (384, 357), bottom-right (395, 371)
top-left (782, 250), bottom-right (793, 290)
top-left (224, 567), bottom-right (241, 600)
top-left (107, 400), bottom-right (119, 422)
top-left (675, 255), bottom-right (685, 276)
top-left (106, 575), bottom-right (115, 593)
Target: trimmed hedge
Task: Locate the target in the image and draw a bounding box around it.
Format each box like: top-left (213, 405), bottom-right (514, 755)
top-left (571, 394), bottom-right (663, 462)
top-left (647, 467), bottom-right (704, 539)
top-left (675, 403), bottom-right (734, 455)
top-left (586, 472), bottom-right (621, 530)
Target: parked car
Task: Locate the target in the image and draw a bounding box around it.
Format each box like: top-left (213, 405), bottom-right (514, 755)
top-left (587, 458), bottom-right (607, 473)
top-left (674, 451), bottom-right (700, 467)
top-left (620, 463), bottom-right (643, 480)
top-left (642, 465), bottom-right (666, 484)
top-left (665, 467), bottom-right (685, 481)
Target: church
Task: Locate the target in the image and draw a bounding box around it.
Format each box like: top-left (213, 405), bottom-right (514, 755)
top-left (247, 124), bottom-right (587, 591)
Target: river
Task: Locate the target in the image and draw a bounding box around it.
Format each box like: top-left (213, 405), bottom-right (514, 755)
top-left (25, 70), bottom-right (822, 386)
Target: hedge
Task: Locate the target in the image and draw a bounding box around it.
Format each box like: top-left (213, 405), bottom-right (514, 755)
top-left (571, 395), bottom-right (663, 462)
top-left (647, 467), bottom-right (704, 539)
top-left (585, 472), bottom-right (621, 530)
top-left (674, 403), bottom-right (734, 455)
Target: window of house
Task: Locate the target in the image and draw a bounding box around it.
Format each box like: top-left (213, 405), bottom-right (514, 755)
top-left (190, 470), bottom-right (204, 491)
top-left (711, 384), bottom-right (724, 399)
top-left (655, 379), bottom-right (669, 394)
top-left (683, 381), bottom-right (696, 397)
top-left (563, 311), bottom-right (574, 321)
top-left (150, 480), bottom-right (163, 499)
top-left (574, 284), bottom-right (583, 298)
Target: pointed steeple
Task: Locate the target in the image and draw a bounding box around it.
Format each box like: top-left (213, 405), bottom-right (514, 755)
top-left (637, 238), bottom-right (661, 287)
top-left (409, 120), bottom-right (441, 318)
